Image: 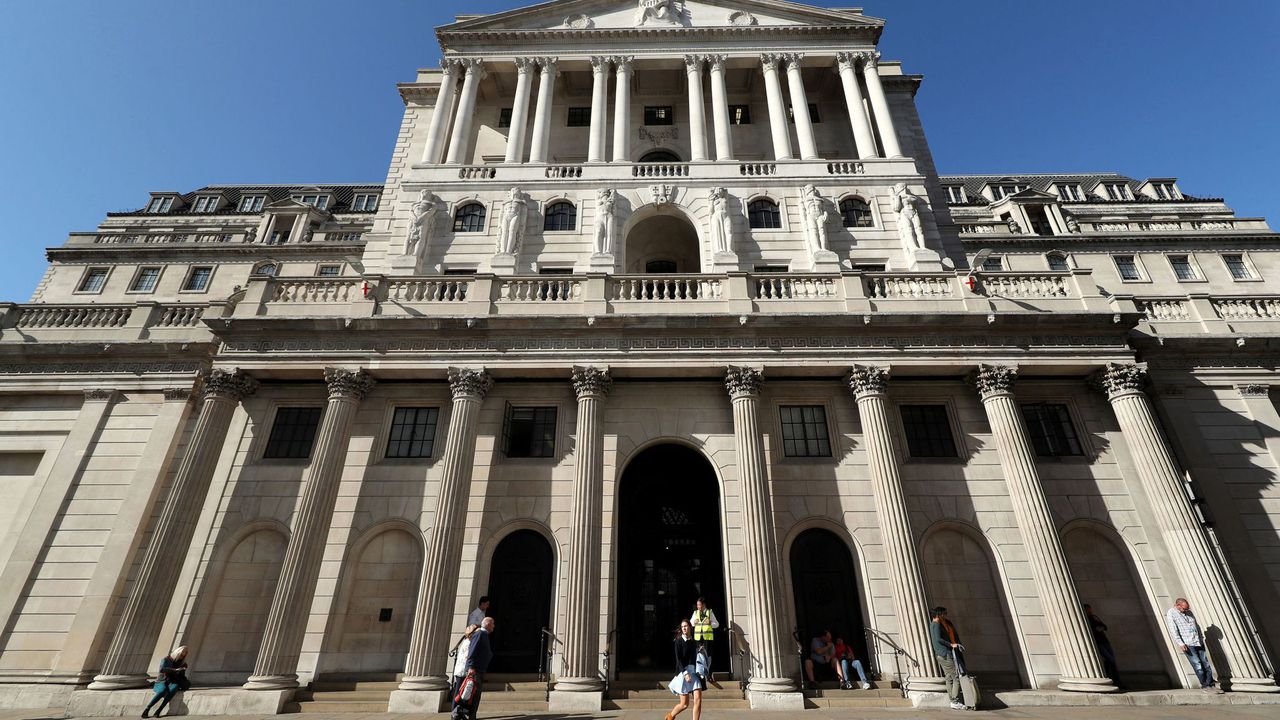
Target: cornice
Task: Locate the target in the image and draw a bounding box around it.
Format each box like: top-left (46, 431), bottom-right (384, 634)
top-left (439, 23), bottom-right (880, 48)
top-left (46, 242), bottom-right (366, 262)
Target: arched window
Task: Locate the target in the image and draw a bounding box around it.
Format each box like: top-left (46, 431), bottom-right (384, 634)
top-left (747, 199), bottom-right (782, 229)
top-left (452, 203), bottom-right (487, 233)
top-left (252, 261), bottom-right (278, 277)
top-left (1045, 252), bottom-right (1070, 271)
top-left (840, 197), bottom-right (874, 228)
top-left (543, 201), bottom-right (577, 231)
top-left (639, 150), bottom-right (681, 163)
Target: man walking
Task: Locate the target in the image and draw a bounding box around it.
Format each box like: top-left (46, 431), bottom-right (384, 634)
top-left (467, 596), bottom-right (490, 628)
top-left (930, 607), bottom-right (969, 710)
top-left (1166, 598), bottom-right (1223, 693)
top-left (455, 617), bottom-right (495, 720)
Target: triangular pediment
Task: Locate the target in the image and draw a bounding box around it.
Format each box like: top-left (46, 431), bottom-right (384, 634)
top-left (443, 0), bottom-right (881, 33)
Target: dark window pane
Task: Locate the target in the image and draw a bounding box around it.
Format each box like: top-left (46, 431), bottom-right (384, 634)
top-left (780, 405), bottom-right (832, 457)
top-left (729, 104), bottom-right (752, 124)
top-left (900, 405), bottom-right (958, 458)
top-left (748, 199), bottom-right (781, 229)
top-left (1020, 403), bottom-right (1083, 457)
top-left (453, 203), bottom-right (487, 233)
top-left (504, 406), bottom-right (557, 458)
top-left (645, 260), bottom-right (677, 274)
top-left (840, 197), bottom-right (873, 228)
top-left (79, 269), bottom-right (109, 292)
top-left (498, 108), bottom-right (513, 128)
top-left (1047, 254), bottom-right (1070, 271)
top-left (644, 106), bottom-right (674, 125)
top-left (264, 407), bottom-right (323, 459)
top-left (543, 201), bottom-right (577, 231)
top-left (567, 107), bottom-right (591, 127)
top-left (386, 407), bottom-right (440, 458)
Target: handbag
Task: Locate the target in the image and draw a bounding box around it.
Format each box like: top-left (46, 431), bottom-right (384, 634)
top-left (454, 670), bottom-right (478, 707)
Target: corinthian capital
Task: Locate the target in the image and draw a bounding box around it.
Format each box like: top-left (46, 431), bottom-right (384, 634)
top-left (779, 52), bottom-right (804, 70)
top-left (458, 57), bottom-right (486, 78)
top-left (572, 366), bottom-right (612, 399)
top-left (325, 368), bottom-right (376, 401)
top-left (848, 365), bottom-right (890, 398)
top-left (970, 363), bottom-right (1018, 399)
top-left (683, 54), bottom-right (705, 72)
top-left (725, 366), bottom-right (763, 400)
top-left (760, 53), bottom-right (783, 73)
top-left (513, 57), bottom-right (536, 75)
top-left (707, 54), bottom-right (728, 73)
top-left (613, 56), bottom-right (634, 73)
top-left (1092, 362), bottom-right (1147, 399)
top-left (860, 50), bottom-right (881, 70)
top-left (538, 57), bottom-right (560, 75)
top-left (591, 56), bottom-right (612, 74)
top-left (448, 367), bottom-right (493, 400)
top-left (835, 51), bottom-right (859, 73)
top-left (203, 369), bottom-right (258, 402)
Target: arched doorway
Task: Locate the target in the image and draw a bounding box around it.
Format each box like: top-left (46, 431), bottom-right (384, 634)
top-left (790, 529), bottom-right (870, 671)
top-left (617, 444), bottom-right (727, 672)
top-left (639, 150), bottom-right (681, 162)
top-left (624, 213), bottom-right (701, 275)
top-left (487, 529), bottom-right (555, 673)
top-left (329, 528), bottom-right (422, 675)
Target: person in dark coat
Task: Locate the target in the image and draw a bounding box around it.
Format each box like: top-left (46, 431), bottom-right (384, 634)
top-left (666, 619), bottom-right (704, 720)
top-left (142, 646), bottom-right (189, 718)
top-left (456, 617), bottom-right (495, 720)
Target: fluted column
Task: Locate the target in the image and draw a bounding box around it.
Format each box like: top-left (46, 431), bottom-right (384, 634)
top-left (245, 368), bottom-right (375, 690)
top-left (89, 371), bottom-right (257, 690)
top-left (400, 368), bottom-right (494, 691)
top-left (557, 367), bottom-right (612, 692)
top-left (1097, 364), bottom-right (1278, 692)
top-left (972, 364), bottom-right (1116, 693)
top-left (529, 58), bottom-right (558, 164)
top-left (504, 58), bottom-right (536, 164)
top-left (708, 54), bottom-right (733, 161)
top-left (725, 367), bottom-right (795, 694)
top-left (847, 366), bottom-right (944, 692)
top-left (684, 54), bottom-right (708, 162)
top-left (835, 52), bottom-right (878, 159)
top-left (782, 54), bottom-right (818, 160)
top-left (859, 51), bottom-right (903, 158)
top-left (445, 58), bottom-right (484, 165)
top-left (421, 60), bottom-right (460, 164)
top-left (588, 56), bottom-right (610, 163)
top-left (612, 57), bottom-right (633, 162)
top-left (759, 54), bottom-right (793, 161)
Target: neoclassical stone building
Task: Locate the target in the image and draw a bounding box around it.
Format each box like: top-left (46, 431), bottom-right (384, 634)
top-left (1, 0), bottom-right (1277, 714)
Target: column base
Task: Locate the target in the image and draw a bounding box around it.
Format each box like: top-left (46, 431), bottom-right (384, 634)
top-left (397, 674), bottom-right (451, 692)
top-left (87, 674), bottom-right (150, 691)
top-left (746, 676), bottom-right (797, 694)
top-left (553, 676), bottom-right (604, 692)
top-left (904, 675), bottom-right (948, 693)
top-left (242, 674), bottom-right (299, 691)
top-left (548, 689), bottom-right (605, 712)
top-left (747, 689), bottom-right (805, 710)
top-left (387, 688), bottom-right (450, 713)
top-left (1057, 676), bottom-right (1120, 693)
top-left (1228, 678), bottom-right (1280, 693)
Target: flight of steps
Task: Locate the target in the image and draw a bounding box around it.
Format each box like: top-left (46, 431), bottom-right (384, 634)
top-left (802, 680), bottom-right (914, 709)
top-left (605, 673), bottom-right (749, 711)
top-left (283, 673), bottom-right (549, 714)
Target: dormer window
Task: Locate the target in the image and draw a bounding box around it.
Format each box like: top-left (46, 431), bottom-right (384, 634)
top-left (293, 194), bottom-right (329, 210)
top-left (352, 194), bottom-right (380, 212)
top-left (1103, 183), bottom-right (1132, 201)
top-left (239, 195), bottom-right (265, 212)
top-left (146, 197), bottom-right (174, 213)
top-left (990, 184), bottom-right (1026, 201)
top-left (1152, 182), bottom-right (1178, 200)
top-left (1057, 184), bottom-right (1083, 201)
top-left (946, 186), bottom-right (966, 203)
top-left (192, 196), bottom-right (220, 213)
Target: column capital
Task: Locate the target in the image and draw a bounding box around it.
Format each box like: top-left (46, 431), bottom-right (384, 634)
top-left (613, 55), bottom-right (634, 73)
top-left (513, 57), bottom-right (537, 75)
top-left (779, 52), bottom-right (805, 70)
top-left (970, 363), bottom-right (1018, 400)
top-left (683, 54), bottom-right (705, 72)
top-left (571, 366), bottom-right (612, 399)
top-left (1238, 384), bottom-right (1271, 398)
top-left (202, 369), bottom-right (258, 402)
top-left (590, 56), bottom-right (612, 74)
top-left (458, 57), bottom-right (486, 78)
top-left (448, 367), bottom-right (493, 400)
top-left (706, 54), bottom-right (728, 73)
top-left (439, 58), bottom-right (462, 76)
top-left (325, 368), bottom-right (375, 401)
top-left (859, 50), bottom-right (882, 70)
top-left (725, 366), bottom-right (763, 400)
top-left (1091, 362), bottom-right (1147, 400)
top-left (537, 57), bottom-right (560, 74)
top-left (760, 53), bottom-right (783, 72)
top-left (848, 365), bottom-right (890, 399)
top-left (835, 51), bottom-right (860, 73)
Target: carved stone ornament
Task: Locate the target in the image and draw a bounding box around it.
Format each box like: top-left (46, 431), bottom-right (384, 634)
top-left (728, 10), bottom-right (758, 27)
top-left (83, 388), bottom-right (117, 402)
top-left (724, 366), bottom-right (763, 399)
top-left (572, 366), bottom-right (613, 399)
top-left (564, 13), bottom-right (593, 29)
top-left (650, 184), bottom-right (675, 206)
top-left (970, 363), bottom-right (1018, 399)
top-left (163, 388), bottom-right (194, 402)
top-left (448, 367), bottom-right (493, 399)
top-left (325, 368), bottom-right (376, 401)
top-left (1238, 384), bottom-right (1271, 398)
top-left (1092, 362), bottom-right (1147, 399)
top-left (202, 369), bottom-right (258, 402)
top-left (848, 365), bottom-right (890, 398)
top-left (635, 0), bottom-right (681, 26)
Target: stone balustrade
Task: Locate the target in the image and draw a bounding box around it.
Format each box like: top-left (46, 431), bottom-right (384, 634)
top-left (0, 302), bottom-right (216, 343)
top-left (1137, 298), bottom-right (1192, 322)
top-left (753, 274), bottom-right (838, 300)
top-left (271, 279), bottom-right (357, 305)
top-left (979, 273), bottom-right (1070, 299)
top-left (864, 272), bottom-right (955, 299)
top-left (16, 304), bottom-right (134, 329)
top-left (1213, 296), bottom-right (1280, 320)
top-left (410, 157), bottom-right (918, 186)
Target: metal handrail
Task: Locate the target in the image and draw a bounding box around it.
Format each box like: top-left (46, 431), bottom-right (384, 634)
top-left (726, 626), bottom-right (749, 699)
top-left (864, 627), bottom-right (920, 699)
top-left (601, 628), bottom-right (618, 695)
top-left (792, 628), bottom-right (813, 695)
top-left (539, 628), bottom-right (563, 700)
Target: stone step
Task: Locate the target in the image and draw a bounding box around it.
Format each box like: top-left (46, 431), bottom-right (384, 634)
top-left (802, 687), bottom-right (904, 699)
top-left (285, 701), bottom-right (389, 714)
top-left (608, 688), bottom-right (743, 700)
top-left (481, 680), bottom-right (545, 691)
top-left (806, 695), bottom-right (914, 709)
top-left (295, 690), bottom-right (392, 702)
top-left (480, 701), bottom-right (550, 712)
top-left (607, 698), bottom-right (751, 710)
top-left (308, 680), bottom-right (399, 692)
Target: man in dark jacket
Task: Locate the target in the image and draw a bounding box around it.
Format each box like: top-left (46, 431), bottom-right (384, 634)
top-left (929, 607), bottom-right (968, 710)
top-left (457, 617), bottom-right (495, 720)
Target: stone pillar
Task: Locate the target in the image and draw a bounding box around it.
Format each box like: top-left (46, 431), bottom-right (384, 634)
top-left (847, 366), bottom-right (944, 692)
top-left (529, 58), bottom-right (558, 164)
top-left (971, 364), bottom-right (1117, 693)
top-left (1097, 364), bottom-right (1278, 692)
top-left (782, 54), bottom-right (818, 160)
top-left (504, 58), bottom-right (536, 164)
top-left (90, 371), bottom-right (258, 690)
top-left (445, 59), bottom-right (484, 165)
top-left (588, 56), bottom-right (611, 163)
top-left (244, 368), bottom-right (375, 690)
top-left (724, 367), bottom-right (799, 705)
top-left (684, 54), bottom-right (708, 162)
top-left (708, 54), bottom-right (733, 161)
top-left (398, 368), bottom-right (493, 693)
top-left (859, 51), bottom-right (903, 158)
top-left (421, 60), bottom-right (460, 164)
top-left (612, 57), bottom-right (633, 163)
top-left (760, 54), bottom-right (794, 161)
top-left (552, 367), bottom-right (612, 707)
top-left (835, 52), bottom-right (879, 159)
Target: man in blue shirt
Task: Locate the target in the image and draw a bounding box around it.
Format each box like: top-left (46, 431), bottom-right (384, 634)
top-left (454, 617), bottom-right (495, 720)
top-left (1166, 598), bottom-right (1222, 693)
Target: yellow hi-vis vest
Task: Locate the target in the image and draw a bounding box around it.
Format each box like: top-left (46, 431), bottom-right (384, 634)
top-left (694, 609), bottom-right (715, 641)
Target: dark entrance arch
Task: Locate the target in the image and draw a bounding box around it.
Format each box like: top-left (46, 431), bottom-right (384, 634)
top-left (790, 529), bottom-right (870, 672)
top-left (639, 150), bottom-right (681, 162)
top-left (487, 529), bottom-right (554, 673)
top-left (617, 444), bottom-right (727, 673)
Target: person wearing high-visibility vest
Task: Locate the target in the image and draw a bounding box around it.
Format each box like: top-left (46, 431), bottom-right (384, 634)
top-left (690, 597), bottom-right (719, 643)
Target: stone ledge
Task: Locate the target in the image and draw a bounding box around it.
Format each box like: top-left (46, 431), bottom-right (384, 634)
top-left (0, 684), bottom-right (76, 710)
top-left (548, 689), bottom-right (605, 712)
top-left (993, 689), bottom-right (1280, 707)
top-left (747, 690), bottom-right (806, 710)
top-left (61, 688), bottom-right (294, 716)
top-left (387, 688), bottom-right (449, 713)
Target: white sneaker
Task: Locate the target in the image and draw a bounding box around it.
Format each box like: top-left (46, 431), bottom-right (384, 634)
top-left (950, 701), bottom-right (967, 710)
top-left (860, 681), bottom-right (871, 690)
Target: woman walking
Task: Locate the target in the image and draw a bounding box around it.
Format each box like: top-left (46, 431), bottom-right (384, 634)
top-left (665, 620), bottom-right (704, 720)
top-left (141, 646), bottom-right (189, 718)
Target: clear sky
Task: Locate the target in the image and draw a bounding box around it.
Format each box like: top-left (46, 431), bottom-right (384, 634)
top-left (1, 0), bottom-right (1276, 301)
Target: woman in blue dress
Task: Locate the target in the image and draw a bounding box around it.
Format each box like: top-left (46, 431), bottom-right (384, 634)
top-left (141, 646), bottom-right (188, 718)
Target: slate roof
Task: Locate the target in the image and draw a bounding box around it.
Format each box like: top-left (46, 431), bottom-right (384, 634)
top-left (108, 183), bottom-right (385, 217)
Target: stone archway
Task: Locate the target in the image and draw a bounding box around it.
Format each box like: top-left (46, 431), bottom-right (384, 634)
top-left (486, 529), bottom-right (555, 674)
top-left (789, 529), bottom-right (870, 669)
top-left (328, 527), bottom-right (422, 676)
top-left (623, 212), bottom-right (701, 274)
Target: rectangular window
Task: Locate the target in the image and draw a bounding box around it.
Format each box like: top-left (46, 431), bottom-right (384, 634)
top-left (183, 266), bottom-right (213, 291)
top-left (268, 230), bottom-right (291, 245)
top-left (146, 197), bottom-right (173, 213)
top-left (294, 194), bottom-right (329, 210)
top-left (729, 104), bottom-right (751, 125)
top-left (77, 267), bottom-right (110, 293)
top-left (1153, 182), bottom-right (1176, 199)
top-left (1113, 255), bottom-right (1142, 281)
top-left (538, 267), bottom-right (573, 275)
top-left (1021, 403), bottom-right (1083, 457)
top-left (385, 407), bottom-right (440, 459)
top-left (753, 265), bottom-right (788, 273)
top-left (779, 405), bottom-right (832, 458)
top-left (900, 405), bottom-right (958, 458)
top-left (1058, 184), bottom-right (1082, 201)
top-left (352, 194), bottom-right (380, 212)
top-left (644, 106), bottom-right (674, 126)
top-left (1025, 206), bottom-right (1053, 236)
top-left (567, 107), bottom-right (591, 127)
top-left (1104, 183), bottom-right (1130, 201)
top-left (193, 196), bottom-right (219, 213)
top-left (1168, 255), bottom-right (1198, 281)
top-left (946, 186), bottom-right (966, 203)
top-left (239, 195), bottom-right (265, 212)
top-left (1223, 253), bottom-right (1254, 280)
top-left (1046, 254), bottom-right (1070, 271)
top-left (502, 405), bottom-right (557, 458)
top-left (497, 107), bottom-right (513, 128)
top-left (130, 267), bottom-right (162, 292)
top-left (786, 103), bottom-right (821, 124)
top-left (264, 407), bottom-right (323, 459)
top-left (316, 265), bottom-right (341, 277)
top-left (981, 256), bottom-right (1004, 271)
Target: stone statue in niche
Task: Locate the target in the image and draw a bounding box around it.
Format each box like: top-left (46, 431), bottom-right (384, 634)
top-left (496, 188), bottom-right (528, 255)
top-left (405, 189), bottom-right (439, 258)
top-left (709, 187), bottom-right (734, 254)
top-left (891, 182), bottom-right (926, 252)
top-left (1063, 212), bottom-right (1080, 233)
top-left (1005, 215), bottom-right (1022, 234)
top-left (594, 188), bottom-right (617, 255)
top-left (242, 225), bottom-right (257, 243)
top-left (800, 184), bottom-right (831, 254)
top-left (635, 0), bottom-right (680, 26)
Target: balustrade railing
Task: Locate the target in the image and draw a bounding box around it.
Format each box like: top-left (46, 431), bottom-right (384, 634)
top-left (16, 305), bottom-right (132, 328)
top-left (271, 279), bottom-right (357, 304)
top-left (500, 278), bottom-right (581, 303)
top-left (632, 163), bottom-right (689, 178)
top-left (458, 165), bottom-right (498, 180)
top-left (545, 165), bottom-right (584, 179)
top-left (1138, 299), bottom-right (1192, 321)
top-left (826, 161), bottom-right (865, 175)
top-left (753, 274), bottom-right (838, 300)
top-left (864, 273), bottom-right (955, 299)
top-left (611, 275), bottom-right (717, 301)
top-left (1214, 297), bottom-right (1280, 320)
top-left (980, 273), bottom-right (1069, 299)
top-left (739, 163), bottom-right (776, 176)
top-left (384, 278), bottom-right (470, 303)
top-left (155, 304), bottom-right (206, 327)
top-left (93, 232), bottom-right (233, 244)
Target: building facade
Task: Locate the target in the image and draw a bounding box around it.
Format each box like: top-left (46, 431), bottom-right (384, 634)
top-left (1, 0), bottom-right (1278, 713)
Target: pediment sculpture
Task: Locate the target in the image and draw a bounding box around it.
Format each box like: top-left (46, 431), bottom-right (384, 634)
top-left (635, 0), bottom-right (682, 26)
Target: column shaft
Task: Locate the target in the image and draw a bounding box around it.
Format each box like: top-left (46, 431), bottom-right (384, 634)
top-left (245, 369), bottom-right (374, 690)
top-left (588, 57), bottom-right (610, 163)
top-left (760, 55), bottom-right (793, 161)
top-left (783, 55), bottom-right (818, 160)
top-left (400, 369), bottom-right (493, 691)
top-left (504, 59), bottom-right (535, 164)
top-left (708, 55), bottom-right (733, 161)
top-left (835, 53), bottom-right (879, 159)
top-left (860, 52), bottom-right (903, 158)
top-left (685, 55), bottom-right (708, 162)
top-left (445, 59), bottom-right (484, 165)
top-left (612, 58), bottom-right (633, 162)
top-left (91, 372), bottom-right (257, 689)
top-left (529, 59), bottom-right (558, 164)
top-left (421, 61), bottom-right (460, 164)
top-left (974, 365), bottom-right (1115, 692)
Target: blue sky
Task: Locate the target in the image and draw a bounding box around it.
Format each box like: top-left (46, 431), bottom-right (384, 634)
top-left (1, 0), bottom-right (1276, 301)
